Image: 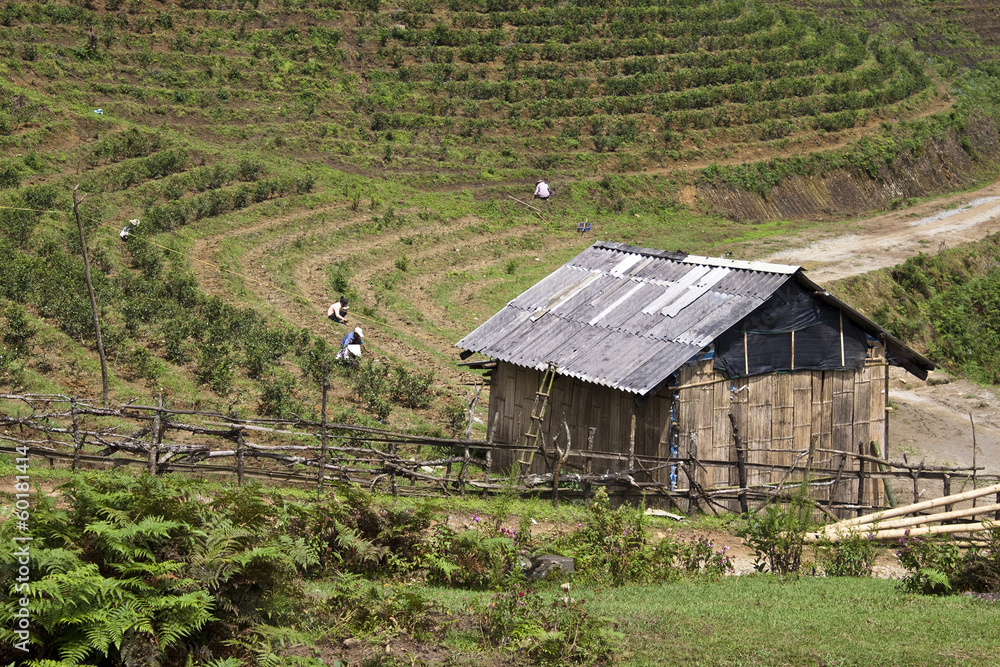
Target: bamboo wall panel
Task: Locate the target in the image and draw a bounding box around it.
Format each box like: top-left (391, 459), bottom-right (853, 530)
top-left (773, 373), bottom-right (795, 480)
top-left (746, 374), bottom-right (773, 486)
top-left (713, 377), bottom-right (732, 488)
top-left (489, 362), bottom-right (677, 477)
top-left (792, 373), bottom-right (813, 481)
top-left (489, 354), bottom-right (890, 511)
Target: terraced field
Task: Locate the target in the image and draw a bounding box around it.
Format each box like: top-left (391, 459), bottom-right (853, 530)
top-left (1, 0), bottom-right (1000, 430)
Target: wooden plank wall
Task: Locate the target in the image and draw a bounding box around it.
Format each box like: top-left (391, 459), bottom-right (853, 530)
top-left (489, 350), bottom-right (889, 514)
top-left (487, 362), bottom-right (673, 480)
top-left (677, 356), bottom-right (888, 510)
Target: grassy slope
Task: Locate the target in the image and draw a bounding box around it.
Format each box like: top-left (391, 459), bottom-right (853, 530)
top-left (0, 0), bottom-right (998, 430)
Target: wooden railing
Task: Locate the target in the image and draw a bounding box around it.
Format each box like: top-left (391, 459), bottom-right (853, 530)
top-left (2, 392), bottom-right (996, 517)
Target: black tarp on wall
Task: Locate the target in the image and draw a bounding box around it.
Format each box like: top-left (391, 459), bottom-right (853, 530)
top-left (714, 282), bottom-right (870, 378)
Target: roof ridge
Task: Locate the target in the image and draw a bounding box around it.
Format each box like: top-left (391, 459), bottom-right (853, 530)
top-left (592, 240), bottom-right (800, 274)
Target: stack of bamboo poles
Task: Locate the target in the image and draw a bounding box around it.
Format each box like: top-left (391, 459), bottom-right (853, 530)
top-left (806, 482), bottom-right (1000, 543)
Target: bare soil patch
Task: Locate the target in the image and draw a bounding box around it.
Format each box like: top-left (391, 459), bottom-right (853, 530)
top-left (758, 178), bottom-right (1000, 482)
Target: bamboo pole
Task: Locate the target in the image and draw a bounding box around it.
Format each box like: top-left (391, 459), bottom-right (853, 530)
top-left (820, 482), bottom-right (1000, 531)
top-left (869, 441), bottom-right (896, 508)
top-left (729, 412), bottom-right (749, 514)
top-left (819, 503), bottom-right (1000, 538)
top-left (856, 441), bottom-right (866, 516)
top-left (809, 520), bottom-right (997, 544)
top-left (72, 185), bottom-right (109, 406)
top-left (70, 397), bottom-right (82, 473)
top-left (236, 428), bottom-right (245, 486)
top-left (318, 361), bottom-right (329, 490)
top-left (971, 412), bottom-right (978, 508)
top-left (147, 394), bottom-right (162, 475)
top-left (505, 194), bottom-right (544, 218)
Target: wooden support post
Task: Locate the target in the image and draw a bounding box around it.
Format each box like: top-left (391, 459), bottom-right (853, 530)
top-left (943, 474), bottom-right (952, 512)
top-left (72, 185), bottom-right (109, 406)
top-left (883, 355), bottom-right (890, 462)
top-left (839, 311), bottom-right (845, 367)
top-left (148, 394), bottom-right (162, 475)
top-left (790, 330), bottom-right (795, 370)
top-left (485, 410), bottom-right (500, 482)
top-left (318, 361), bottom-right (329, 490)
top-left (584, 426), bottom-right (595, 500)
top-left (743, 331), bottom-right (749, 376)
top-left (391, 441), bottom-right (399, 497)
top-left (729, 412), bottom-right (749, 514)
top-left (830, 455), bottom-right (847, 513)
top-left (551, 419), bottom-right (571, 508)
top-left (236, 428), bottom-right (245, 486)
top-left (870, 441), bottom-right (896, 509)
top-left (71, 397), bottom-right (83, 473)
top-left (856, 441), bottom-right (867, 515)
top-left (628, 414), bottom-right (636, 471)
top-left (911, 461), bottom-right (924, 505)
top-left (971, 412), bottom-right (978, 508)
top-left (458, 442), bottom-right (470, 497)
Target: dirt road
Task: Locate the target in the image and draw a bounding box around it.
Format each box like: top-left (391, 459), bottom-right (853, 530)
top-left (759, 179), bottom-right (1000, 480)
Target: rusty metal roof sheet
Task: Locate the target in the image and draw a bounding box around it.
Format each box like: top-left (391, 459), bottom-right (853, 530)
top-left (456, 241), bottom-right (933, 394)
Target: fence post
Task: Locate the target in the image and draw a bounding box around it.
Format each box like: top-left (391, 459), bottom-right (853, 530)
top-left (856, 441), bottom-right (867, 516)
top-left (870, 441), bottom-right (896, 509)
top-left (236, 428), bottom-right (245, 486)
top-left (71, 397), bottom-right (82, 472)
top-left (318, 361), bottom-right (329, 491)
top-left (391, 441), bottom-right (399, 497)
top-left (971, 413), bottom-right (978, 508)
top-left (147, 394), bottom-right (162, 475)
top-left (729, 413), bottom-right (749, 514)
top-left (584, 426), bottom-right (595, 501)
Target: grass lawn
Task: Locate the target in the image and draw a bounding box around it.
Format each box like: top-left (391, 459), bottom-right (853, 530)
top-left (433, 576), bottom-right (1000, 666)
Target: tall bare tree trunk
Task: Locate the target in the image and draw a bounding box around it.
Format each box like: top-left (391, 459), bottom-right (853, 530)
top-left (73, 185), bottom-right (108, 406)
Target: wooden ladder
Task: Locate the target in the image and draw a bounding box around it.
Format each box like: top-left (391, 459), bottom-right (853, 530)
top-left (518, 363), bottom-right (558, 473)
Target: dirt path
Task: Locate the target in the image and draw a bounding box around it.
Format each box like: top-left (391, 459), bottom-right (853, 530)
top-left (762, 182), bottom-right (1000, 283)
top-left (756, 178), bottom-right (1000, 479)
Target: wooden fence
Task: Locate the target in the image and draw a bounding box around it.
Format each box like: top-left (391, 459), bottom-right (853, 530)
top-left (1, 392), bottom-right (996, 517)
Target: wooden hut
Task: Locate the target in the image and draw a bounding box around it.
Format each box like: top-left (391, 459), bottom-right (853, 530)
top-left (457, 241), bottom-right (934, 510)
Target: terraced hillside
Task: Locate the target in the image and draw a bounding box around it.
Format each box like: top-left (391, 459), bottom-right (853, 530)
top-left (1, 0), bottom-right (1000, 430)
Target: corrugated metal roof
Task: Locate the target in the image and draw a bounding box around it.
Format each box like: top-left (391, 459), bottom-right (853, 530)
top-left (456, 241), bottom-right (934, 395)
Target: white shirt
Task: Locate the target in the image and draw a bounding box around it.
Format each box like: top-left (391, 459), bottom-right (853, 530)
top-left (534, 182), bottom-right (550, 198)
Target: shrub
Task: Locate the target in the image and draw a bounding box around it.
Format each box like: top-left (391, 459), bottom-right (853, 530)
top-left (896, 534), bottom-right (963, 595)
top-left (736, 487), bottom-right (813, 575)
top-left (0, 159), bottom-right (22, 188)
top-left (325, 575), bottom-right (440, 640)
top-left (350, 359), bottom-right (394, 421)
top-left (818, 529), bottom-right (882, 577)
top-left (421, 526), bottom-right (519, 589)
top-left (476, 585), bottom-right (623, 665)
top-left (119, 345), bottom-right (162, 384)
top-left (195, 339), bottom-right (236, 394)
top-left (257, 368), bottom-right (304, 419)
top-left (283, 486), bottom-right (433, 575)
top-left (0, 473), bottom-right (317, 665)
top-left (897, 528), bottom-right (1000, 595)
top-left (390, 365), bottom-right (434, 408)
top-left (562, 487), bottom-right (655, 585)
top-left (1, 302), bottom-right (35, 358)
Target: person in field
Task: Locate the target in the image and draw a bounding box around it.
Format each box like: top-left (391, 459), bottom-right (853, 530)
top-left (336, 327), bottom-right (365, 362)
top-left (327, 296), bottom-right (349, 324)
top-left (533, 179), bottom-right (550, 200)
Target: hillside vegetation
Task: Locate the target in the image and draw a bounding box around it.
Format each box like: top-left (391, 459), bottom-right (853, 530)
top-left (1, 0), bottom-right (1000, 428)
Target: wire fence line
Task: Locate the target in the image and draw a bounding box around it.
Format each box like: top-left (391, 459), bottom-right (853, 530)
top-left (1, 391), bottom-right (996, 516)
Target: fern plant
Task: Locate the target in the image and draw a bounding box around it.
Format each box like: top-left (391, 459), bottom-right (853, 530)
top-left (0, 471), bottom-right (318, 666)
